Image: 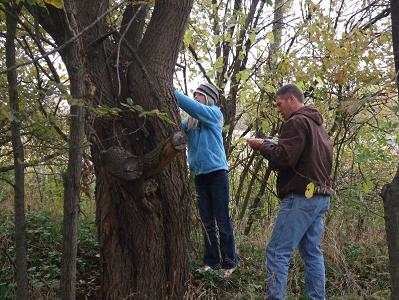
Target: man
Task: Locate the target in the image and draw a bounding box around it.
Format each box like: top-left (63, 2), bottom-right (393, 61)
top-left (175, 83), bottom-right (237, 278)
top-left (247, 83), bottom-right (333, 299)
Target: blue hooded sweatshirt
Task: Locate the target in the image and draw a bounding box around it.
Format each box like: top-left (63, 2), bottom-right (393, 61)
top-left (175, 91), bottom-right (228, 176)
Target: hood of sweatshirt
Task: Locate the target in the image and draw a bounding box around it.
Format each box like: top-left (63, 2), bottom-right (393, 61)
top-left (291, 106), bottom-right (324, 126)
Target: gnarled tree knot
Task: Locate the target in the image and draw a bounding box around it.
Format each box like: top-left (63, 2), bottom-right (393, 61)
top-left (101, 131), bottom-right (187, 180)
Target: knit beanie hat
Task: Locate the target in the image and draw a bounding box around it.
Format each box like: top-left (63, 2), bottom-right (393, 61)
top-left (194, 83), bottom-right (220, 106)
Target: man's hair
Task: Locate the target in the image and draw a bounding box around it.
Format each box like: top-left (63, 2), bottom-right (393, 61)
top-left (275, 83), bottom-right (304, 103)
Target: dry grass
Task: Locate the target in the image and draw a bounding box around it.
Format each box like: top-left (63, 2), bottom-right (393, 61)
top-left (185, 214), bottom-right (391, 299)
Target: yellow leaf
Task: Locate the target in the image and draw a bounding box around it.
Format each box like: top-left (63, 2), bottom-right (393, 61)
top-left (43, 0), bottom-right (64, 9)
top-left (305, 182), bottom-right (315, 199)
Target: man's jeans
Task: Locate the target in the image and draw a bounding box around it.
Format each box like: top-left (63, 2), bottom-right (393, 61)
top-left (195, 170), bottom-right (237, 269)
top-left (265, 193), bottom-right (330, 300)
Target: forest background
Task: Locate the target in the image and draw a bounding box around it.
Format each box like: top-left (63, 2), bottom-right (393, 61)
top-left (0, 0), bottom-right (398, 299)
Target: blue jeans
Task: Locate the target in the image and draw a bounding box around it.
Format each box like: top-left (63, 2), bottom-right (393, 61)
top-left (265, 193), bottom-right (330, 300)
top-left (195, 170), bottom-right (237, 269)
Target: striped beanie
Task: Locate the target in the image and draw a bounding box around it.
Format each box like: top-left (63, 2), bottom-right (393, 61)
top-left (194, 83), bottom-right (220, 106)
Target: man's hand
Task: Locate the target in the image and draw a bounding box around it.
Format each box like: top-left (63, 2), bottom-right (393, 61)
top-left (247, 138), bottom-right (264, 151)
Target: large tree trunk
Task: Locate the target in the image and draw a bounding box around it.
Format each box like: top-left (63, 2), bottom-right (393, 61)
top-left (32, 0), bottom-right (193, 298)
top-left (5, 3), bottom-right (28, 299)
top-left (383, 1), bottom-right (399, 298)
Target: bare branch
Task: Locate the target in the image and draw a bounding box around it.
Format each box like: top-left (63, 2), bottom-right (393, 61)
top-left (0, 1), bottom-right (126, 75)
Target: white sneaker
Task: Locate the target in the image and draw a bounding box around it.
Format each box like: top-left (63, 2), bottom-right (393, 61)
top-left (223, 267), bottom-right (236, 278)
top-left (202, 264), bottom-right (211, 271)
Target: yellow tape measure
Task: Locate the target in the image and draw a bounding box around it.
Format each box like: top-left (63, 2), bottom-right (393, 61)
top-left (305, 182), bottom-right (315, 199)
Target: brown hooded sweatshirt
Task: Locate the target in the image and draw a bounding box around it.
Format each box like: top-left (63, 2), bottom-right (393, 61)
top-left (260, 106), bottom-right (333, 199)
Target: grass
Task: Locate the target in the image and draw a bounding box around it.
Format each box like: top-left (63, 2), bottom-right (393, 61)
top-left (186, 217), bottom-right (390, 299)
top-left (0, 210), bottom-right (391, 299)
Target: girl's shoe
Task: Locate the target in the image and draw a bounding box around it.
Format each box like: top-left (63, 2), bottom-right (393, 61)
top-left (223, 267), bottom-right (236, 278)
top-left (202, 264), bottom-right (211, 271)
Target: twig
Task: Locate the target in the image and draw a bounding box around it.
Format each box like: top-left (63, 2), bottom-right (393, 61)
top-left (0, 151), bottom-right (65, 173)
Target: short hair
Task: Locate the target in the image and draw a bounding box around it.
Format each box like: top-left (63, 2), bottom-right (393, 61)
top-left (275, 83), bottom-right (304, 103)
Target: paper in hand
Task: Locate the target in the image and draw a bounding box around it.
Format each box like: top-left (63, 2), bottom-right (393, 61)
top-left (264, 138), bottom-right (277, 145)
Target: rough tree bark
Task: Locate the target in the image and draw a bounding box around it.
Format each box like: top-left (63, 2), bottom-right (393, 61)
top-left (382, 1), bottom-right (399, 298)
top-left (58, 0), bottom-right (87, 299)
top-left (31, 0), bottom-right (193, 298)
top-left (5, 3), bottom-right (28, 299)
top-left (381, 168), bottom-right (399, 300)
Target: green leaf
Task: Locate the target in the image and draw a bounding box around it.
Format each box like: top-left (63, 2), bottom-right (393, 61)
top-left (240, 69), bottom-right (251, 81)
top-left (263, 84), bottom-right (276, 93)
top-left (212, 35), bottom-right (220, 45)
top-left (43, 0), bottom-right (64, 9)
top-left (238, 49), bottom-right (246, 60)
top-left (158, 114), bottom-right (176, 126)
top-left (362, 178), bottom-right (373, 193)
top-left (249, 30), bottom-right (257, 45)
top-left (126, 97), bottom-right (134, 106)
top-left (238, 14), bottom-right (246, 26)
top-left (223, 124), bottom-right (230, 133)
top-left (264, 0), bottom-right (273, 6)
top-left (260, 121), bottom-right (269, 133)
top-left (266, 32), bottom-right (274, 44)
top-left (121, 100), bottom-right (144, 113)
top-left (132, 105), bottom-right (144, 113)
top-left (138, 109), bottom-right (175, 125)
top-left (296, 81), bottom-right (305, 90)
top-left (183, 29), bottom-right (193, 46)
top-left (139, 109), bottom-right (162, 118)
top-left (96, 106), bottom-right (121, 116)
top-left (214, 56), bottom-right (224, 73)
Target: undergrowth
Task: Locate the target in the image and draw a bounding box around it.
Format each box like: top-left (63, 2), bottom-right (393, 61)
top-left (0, 211), bottom-right (390, 299)
top-left (0, 211), bottom-right (99, 299)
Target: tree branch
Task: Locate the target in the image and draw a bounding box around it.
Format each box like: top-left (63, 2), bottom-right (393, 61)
top-left (0, 151), bottom-right (65, 173)
top-left (0, 1), bottom-right (126, 75)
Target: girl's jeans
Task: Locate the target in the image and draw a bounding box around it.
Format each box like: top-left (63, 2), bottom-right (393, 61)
top-left (195, 170), bottom-right (237, 269)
